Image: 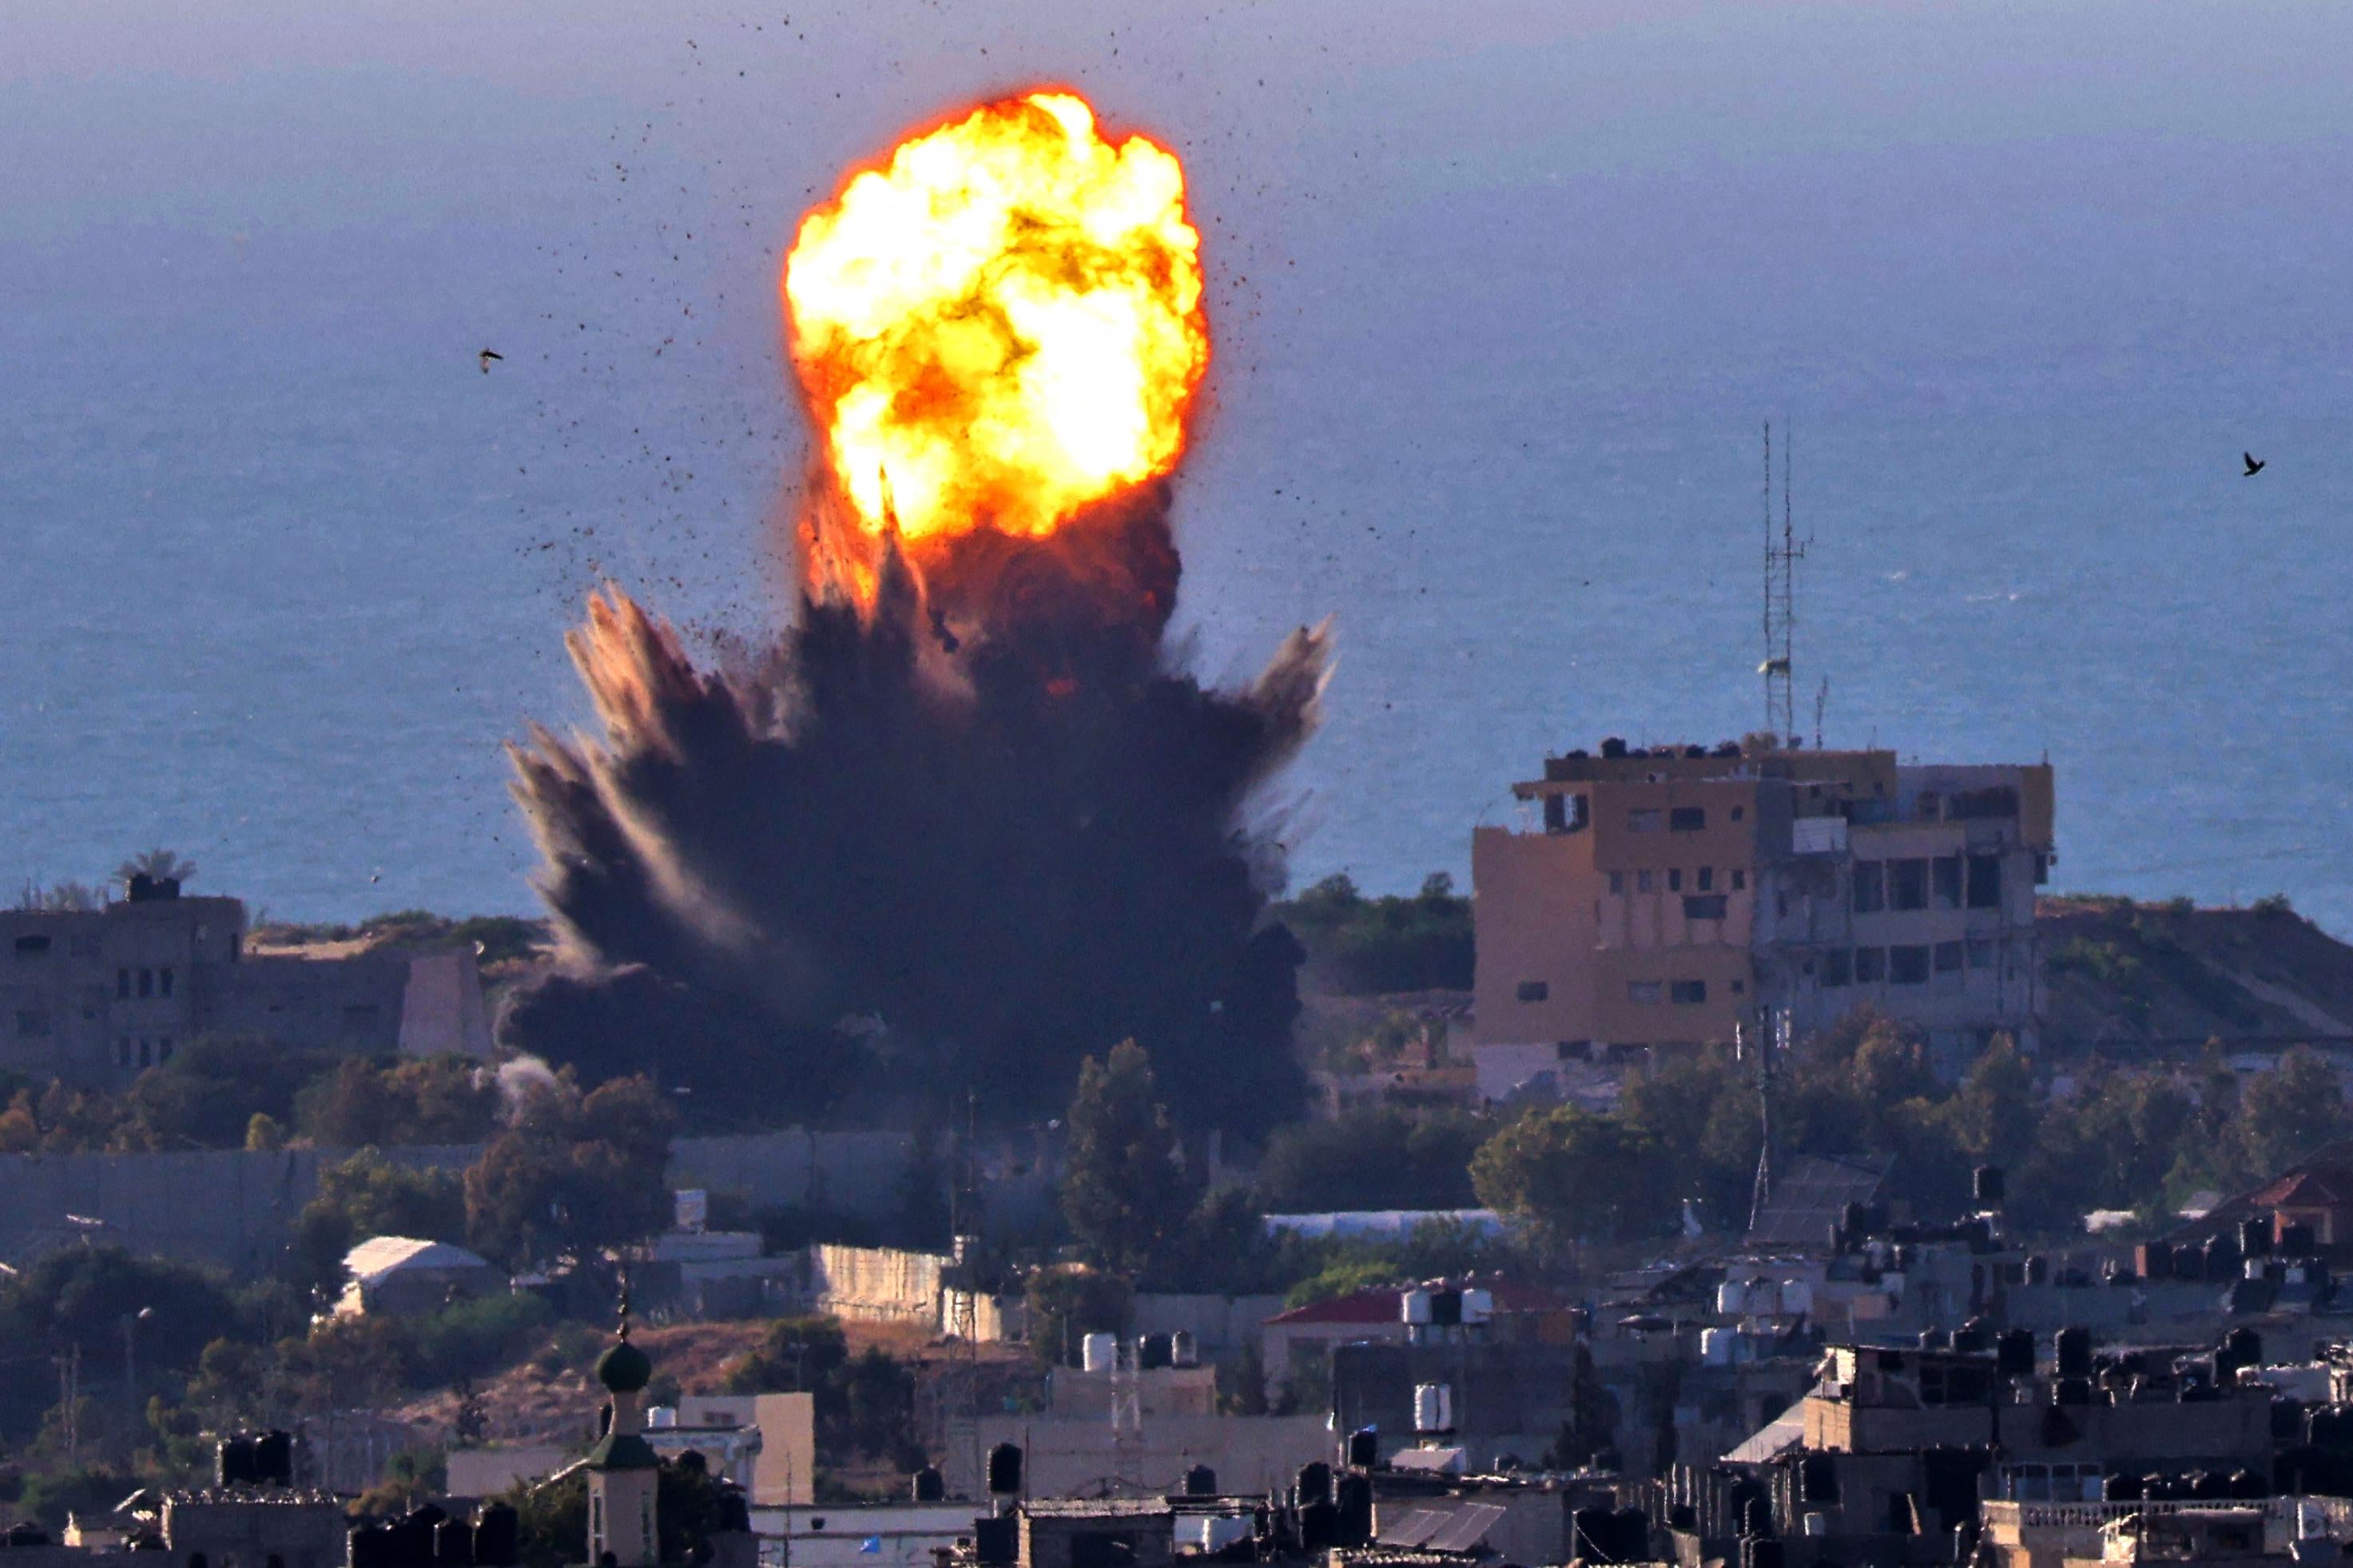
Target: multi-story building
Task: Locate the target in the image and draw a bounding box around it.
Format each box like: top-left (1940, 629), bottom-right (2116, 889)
top-left (0, 874), bottom-right (491, 1086)
top-left (1473, 739), bottom-right (2054, 1065)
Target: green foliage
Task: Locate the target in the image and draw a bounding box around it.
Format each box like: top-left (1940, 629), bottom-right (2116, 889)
top-left (1255, 1107), bottom-right (1483, 1213)
top-left (718, 1316), bottom-right (920, 1468)
top-left (1059, 1042), bottom-right (1196, 1278)
top-left (1273, 872), bottom-right (1475, 994)
top-left (1023, 1267), bottom-right (1135, 1367)
top-left (298, 1054), bottom-right (503, 1148)
top-left (1471, 1103), bottom-right (1672, 1248)
top-left (290, 1149), bottom-right (469, 1299)
top-left (410, 1293), bottom-right (553, 1385)
top-left (1282, 1255), bottom-right (1403, 1310)
top-left (463, 1071), bottom-right (677, 1273)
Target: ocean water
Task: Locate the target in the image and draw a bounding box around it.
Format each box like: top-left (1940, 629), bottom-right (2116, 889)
top-left (5, 1), bottom-right (2351, 927)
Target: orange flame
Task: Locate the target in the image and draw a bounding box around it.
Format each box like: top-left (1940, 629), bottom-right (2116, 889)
top-left (784, 92), bottom-right (1209, 564)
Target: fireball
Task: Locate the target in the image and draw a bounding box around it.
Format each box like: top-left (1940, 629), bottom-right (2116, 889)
top-left (783, 92), bottom-right (1209, 552)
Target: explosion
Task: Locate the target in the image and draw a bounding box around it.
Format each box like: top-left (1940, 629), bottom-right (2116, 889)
top-left (786, 92), bottom-right (1208, 563)
top-left (505, 91), bottom-right (1329, 1136)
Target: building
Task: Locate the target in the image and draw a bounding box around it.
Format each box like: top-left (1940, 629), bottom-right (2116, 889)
top-left (1473, 740), bottom-right (2054, 1063)
top-left (336, 1236), bottom-right (506, 1317)
top-left (0, 875), bottom-right (491, 1086)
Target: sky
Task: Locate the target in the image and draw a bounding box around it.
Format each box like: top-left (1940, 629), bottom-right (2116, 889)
top-left (4, 1), bottom-right (2351, 923)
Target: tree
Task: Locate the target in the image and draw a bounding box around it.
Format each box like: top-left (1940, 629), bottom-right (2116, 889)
top-left (1023, 1266), bottom-right (1134, 1368)
top-left (1255, 1107), bottom-right (1482, 1213)
top-left (291, 1149), bottom-right (470, 1299)
top-left (1469, 1104), bottom-right (1672, 1249)
top-left (1059, 1042), bottom-right (1195, 1277)
top-left (463, 1073), bottom-right (677, 1275)
top-left (2235, 1046), bottom-right (2348, 1179)
top-left (298, 1055), bottom-right (503, 1148)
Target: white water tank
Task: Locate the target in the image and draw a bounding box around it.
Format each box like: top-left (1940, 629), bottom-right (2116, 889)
top-left (1171, 1329), bottom-right (1199, 1367)
top-left (1403, 1289), bottom-right (1434, 1324)
top-left (1461, 1288), bottom-right (1494, 1326)
top-left (1413, 1382), bottom-right (1455, 1434)
top-left (1716, 1281), bottom-right (1748, 1316)
top-left (1701, 1328), bottom-right (1733, 1366)
top-left (1081, 1332), bottom-right (1117, 1372)
top-left (1803, 1514), bottom-right (1827, 1538)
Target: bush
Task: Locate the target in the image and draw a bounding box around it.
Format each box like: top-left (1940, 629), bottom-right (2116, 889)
top-left (1272, 873), bottom-right (1474, 994)
top-left (411, 1293), bottom-right (551, 1385)
top-left (1255, 1107), bottom-right (1483, 1213)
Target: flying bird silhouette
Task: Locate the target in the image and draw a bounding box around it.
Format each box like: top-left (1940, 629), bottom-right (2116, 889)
top-left (2244, 452), bottom-right (2266, 477)
top-left (479, 349), bottom-right (504, 375)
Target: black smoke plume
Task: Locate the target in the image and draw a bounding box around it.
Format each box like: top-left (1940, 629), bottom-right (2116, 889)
top-left (502, 482), bottom-right (1330, 1136)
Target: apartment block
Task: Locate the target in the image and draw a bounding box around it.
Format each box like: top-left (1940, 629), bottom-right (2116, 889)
top-left (0, 875), bottom-right (491, 1086)
top-left (1473, 739), bottom-right (2053, 1065)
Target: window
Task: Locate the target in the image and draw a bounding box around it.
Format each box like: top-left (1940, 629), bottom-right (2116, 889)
top-left (1889, 944), bottom-right (1930, 984)
top-left (1628, 980), bottom-right (1664, 1005)
top-left (1668, 868), bottom-right (1683, 892)
top-left (1967, 855), bottom-right (2002, 909)
top-left (1543, 792), bottom-right (1590, 833)
top-left (1853, 862), bottom-right (1885, 913)
top-left (159, 967), bottom-right (174, 998)
top-left (1731, 806), bottom-right (1746, 822)
top-left (1636, 870), bottom-right (1655, 893)
top-left (1608, 871), bottom-right (1624, 894)
top-left (1683, 895), bottom-right (1729, 920)
top-left (158, 1037), bottom-right (173, 1062)
top-left (1628, 809), bottom-right (1664, 833)
top-left (138, 1038), bottom-right (152, 1067)
top-left (15, 1011), bottom-right (50, 1038)
top-left (1854, 947), bottom-right (1887, 983)
top-left (1731, 979), bottom-right (1745, 994)
top-left (117, 968), bottom-right (131, 1000)
top-left (138, 967), bottom-right (153, 998)
top-left (1670, 806), bottom-right (1707, 832)
top-left (13, 935), bottom-right (50, 957)
top-left (1698, 866), bottom-right (1715, 891)
top-left (1934, 941), bottom-right (1964, 974)
top-left (1890, 859), bottom-right (1929, 911)
top-left (1732, 869), bottom-right (1747, 891)
top-left (1917, 791), bottom-right (1942, 821)
top-left (117, 1038), bottom-right (132, 1067)
top-left (1967, 939), bottom-right (1996, 971)
top-left (1821, 949), bottom-right (1853, 987)
top-left (1933, 855), bottom-right (1963, 910)
top-left (1670, 979), bottom-right (1708, 1005)
top-left (1516, 980), bottom-right (1550, 1003)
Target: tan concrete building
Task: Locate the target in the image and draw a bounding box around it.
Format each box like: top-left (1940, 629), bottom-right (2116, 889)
top-left (0, 876), bottom-right (491, 1086)
top-left (1473, 740), bottom-right (2053, 1065)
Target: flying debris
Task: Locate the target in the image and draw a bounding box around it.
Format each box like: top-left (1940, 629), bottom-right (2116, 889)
top-left (503, 93), bottom-right (1330, 1135)
top-left (479, 348), bottom-right (505, 374)
top-left (2244, 452), bottom-right (2266, 477)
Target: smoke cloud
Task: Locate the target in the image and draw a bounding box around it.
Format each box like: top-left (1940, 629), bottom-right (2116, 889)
top-left (502, 484), bottom-right (1330, 1136)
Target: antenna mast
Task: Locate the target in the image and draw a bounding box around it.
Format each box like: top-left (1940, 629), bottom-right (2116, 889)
top-left (1760, 422), bottom-right (1808, 746)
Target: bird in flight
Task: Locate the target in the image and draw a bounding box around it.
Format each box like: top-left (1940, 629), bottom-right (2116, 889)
top-left (479, 348), bottom-right (505, 375)
top-left (2244, 452), bottom-right (2266, 477)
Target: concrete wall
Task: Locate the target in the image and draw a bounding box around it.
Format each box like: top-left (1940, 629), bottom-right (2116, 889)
top-left (0, 1129), bottom-right (1035, 1270)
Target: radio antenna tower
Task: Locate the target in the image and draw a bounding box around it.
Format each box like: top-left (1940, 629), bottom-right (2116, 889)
top-left (1760, 422), bottom-right (1810, 746)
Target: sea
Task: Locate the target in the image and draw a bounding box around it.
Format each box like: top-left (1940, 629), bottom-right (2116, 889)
top-left (5, 0), bottom-right (2351, 927)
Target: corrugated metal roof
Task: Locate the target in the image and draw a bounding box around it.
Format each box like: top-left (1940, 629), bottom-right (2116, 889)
top-left (1746, 1153), bottom-right (1894, 1249)
top-left (342, 1234), bottom-right (493, 1284)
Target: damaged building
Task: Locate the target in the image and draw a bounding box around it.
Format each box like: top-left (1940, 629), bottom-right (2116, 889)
top-left (1473, 740), bottom-right (2054, 1067)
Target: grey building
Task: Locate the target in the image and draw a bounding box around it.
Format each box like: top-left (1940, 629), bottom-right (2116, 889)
top-left (0, 876), bottom-right (489, 1086)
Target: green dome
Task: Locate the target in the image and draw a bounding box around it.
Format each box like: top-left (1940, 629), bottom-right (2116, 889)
top-left (596, 1337), bottom-right (653, 1393)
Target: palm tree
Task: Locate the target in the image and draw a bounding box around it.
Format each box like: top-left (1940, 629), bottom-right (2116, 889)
top-left (115, 849), bottom-right (198, 889)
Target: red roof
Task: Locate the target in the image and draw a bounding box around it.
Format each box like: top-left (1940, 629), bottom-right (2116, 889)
top-left (1264, 1280), bottom-right (1571, 1327)
top-left (2258, 1169), bottom-right (2353, 1209)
